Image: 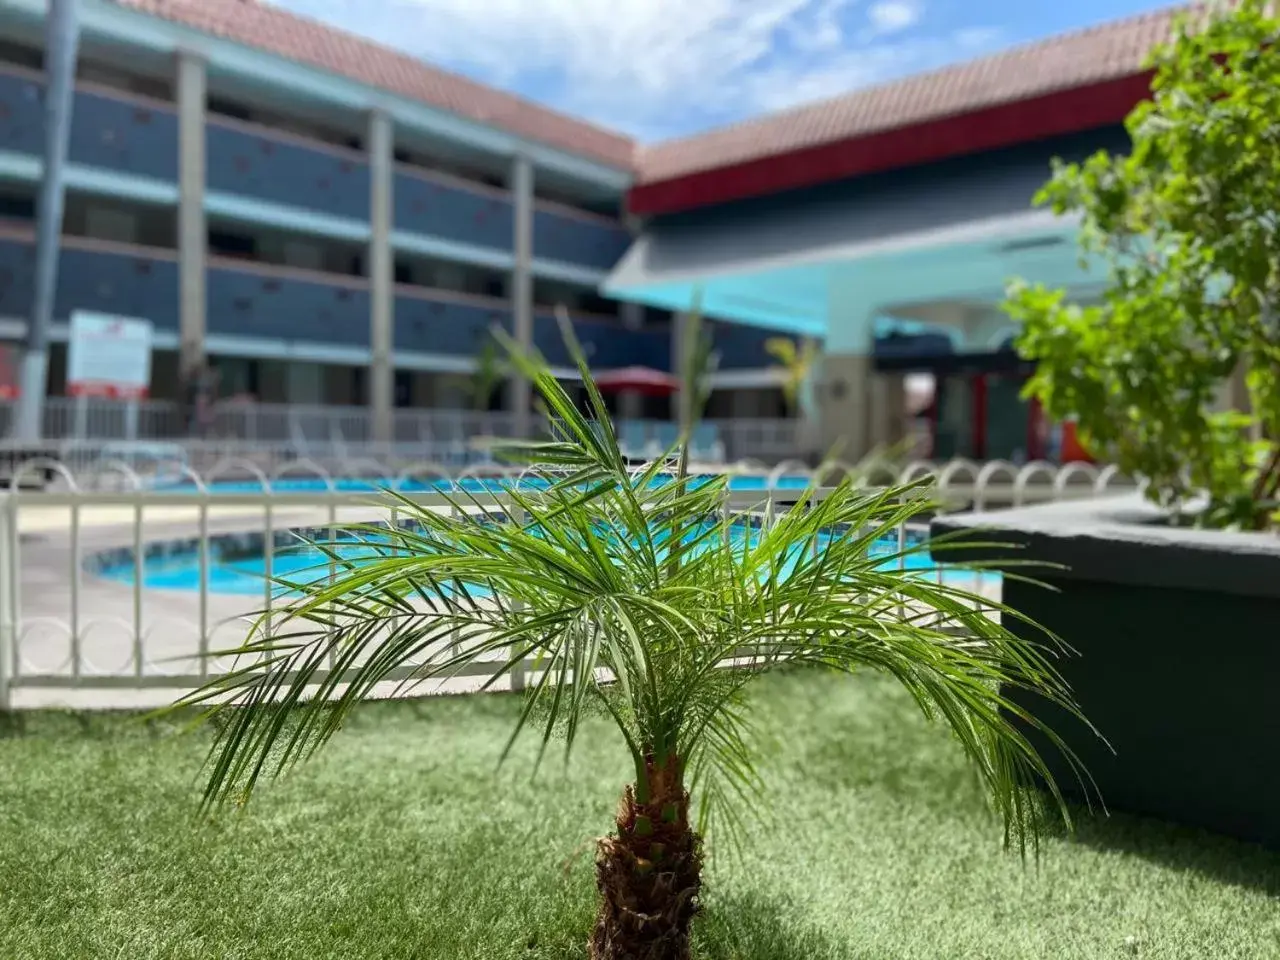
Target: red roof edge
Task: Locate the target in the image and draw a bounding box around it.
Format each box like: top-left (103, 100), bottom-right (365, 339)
top-left (627, 71), bottom-right (1156, 217)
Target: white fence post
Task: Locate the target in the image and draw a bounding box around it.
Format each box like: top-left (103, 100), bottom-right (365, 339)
top-left (0, 494), bottom-right (14, 712)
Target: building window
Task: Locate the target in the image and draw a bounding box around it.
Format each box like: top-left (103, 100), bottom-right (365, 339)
top-left (209, 229), bottom-right (257, 260)
top-left (281, 239), bottom-right (323, 271)
top-left (77, 60), bottom-right (171, 100)
top-left (395, 370), bottom-right (414, 408)
top-left (0, 39), bottom-right (42, 71)
top-left (207, 96), bottom-right (253, 122)
top-left (0, 192), bottom-right (35, 221)
top-left (351, 367), bottom-right (367, 406)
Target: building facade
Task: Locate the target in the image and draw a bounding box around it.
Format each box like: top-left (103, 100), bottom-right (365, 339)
top-left (0, 0), bottom-right (792, 444)
top-left (612, 6), bottom-right (1190, 462)
top-left (1, 0), bottom-right (1213, 460)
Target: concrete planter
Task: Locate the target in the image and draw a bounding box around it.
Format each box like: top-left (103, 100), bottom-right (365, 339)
top-left (931, 495), bottom-right (1280, 849)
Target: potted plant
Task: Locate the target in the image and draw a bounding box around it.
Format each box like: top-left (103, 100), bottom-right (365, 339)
top-left (936, 0), bottom-right (1280, 849)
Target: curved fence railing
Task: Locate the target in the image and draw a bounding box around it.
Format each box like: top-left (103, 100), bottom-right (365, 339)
top-left (0, 457), bottom-right (1140, 710)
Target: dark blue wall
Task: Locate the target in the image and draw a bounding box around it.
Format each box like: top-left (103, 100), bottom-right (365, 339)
top-left (0, 71), bottom-right (178, 182)
top-left (207, 263), bottom-right (371, 345)
top-left (714, 321), bottom-right (968, 370)
top-left (712, 321), bottom-right (777, 369)
top-left (875, 331), bottom-right (955, 360)
top-left (534, 313), bottom-right (668, 370)
top-left (206, 120), bottom-right (370, 221)
top-left (0, 239), bottom-right (179, 329)
top-left (1, 238), bottom-right (979, 372)
top-left (395, 294), bottom-right (502, 356)
top-left (641, 127), bottom-right (1131, 277)
top-left (395, 171), bottom-right (514, 252)
top-left (72, 87), bottom-right (179, 183)
top-left (0, 71), bottom-right (41, 156)
top-left (534, 208), bottom-right (631, 270)
top-left (0, 67), bottom-right (633, 274)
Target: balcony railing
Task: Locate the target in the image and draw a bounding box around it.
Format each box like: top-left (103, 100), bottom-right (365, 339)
top-left (0, 64), bottom-right (179, 183)
top-left (712, 322), bottom-right (783, 370)
top-left (532, 202), bottom-right (631, 271)
top-left (0, 226), bottom-right (180, 332)
top-left (206, 114), bottom-right (371, 221)
top-left (0, 229), bottom-right (662, 364)
top-left (0, 62), bottom-right (633, 275)
top-left (207, 256), bottom-right (372, 346)
top-left (394, 285), bottom-right (506, 356)
top-left (394, 163), bottom-right (515, 253)
top-left (533, 312), bottom-right (668, 370)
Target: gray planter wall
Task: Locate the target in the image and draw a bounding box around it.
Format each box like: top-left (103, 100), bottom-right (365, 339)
top-left (931, 496), bottom-right (1280, 850)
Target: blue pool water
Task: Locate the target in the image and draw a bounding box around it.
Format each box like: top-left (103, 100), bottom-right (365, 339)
top-left (101, 522), bottom-right (999, 597)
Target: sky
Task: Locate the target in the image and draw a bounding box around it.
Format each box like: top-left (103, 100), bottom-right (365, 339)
top-left (276, 0), bottom-right (1177, 142)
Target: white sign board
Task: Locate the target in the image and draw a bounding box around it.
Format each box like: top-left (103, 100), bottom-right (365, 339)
top-left (67, 311), bottom-right (153, 399)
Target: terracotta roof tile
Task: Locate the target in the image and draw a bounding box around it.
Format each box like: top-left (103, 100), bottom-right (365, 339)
top-left (108, 0), bottom-right (1196, 187)
top-left (636, 5), bottom-right (1187, 184)
top-left (112, 0), bottom-right (637, 169)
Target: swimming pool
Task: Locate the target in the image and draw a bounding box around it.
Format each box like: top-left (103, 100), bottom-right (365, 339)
top-left (97, 521), bottom-right (999, 597)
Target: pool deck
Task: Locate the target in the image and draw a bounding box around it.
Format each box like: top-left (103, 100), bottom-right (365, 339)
top-left (8, 502), bottom-right (1003, 711)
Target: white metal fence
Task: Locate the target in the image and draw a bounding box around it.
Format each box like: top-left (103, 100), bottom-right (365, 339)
top-left (0, 399), bottom-right (819, 465)
top-left (0, 456), bottom-right (1139, 710)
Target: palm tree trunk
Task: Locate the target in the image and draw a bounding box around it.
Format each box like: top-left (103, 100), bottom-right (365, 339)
top-left (590, 755), bottom-right (702, 960)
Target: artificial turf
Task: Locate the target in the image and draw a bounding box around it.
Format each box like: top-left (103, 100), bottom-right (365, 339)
top-left (1, 669), bottom-right (1277, 959)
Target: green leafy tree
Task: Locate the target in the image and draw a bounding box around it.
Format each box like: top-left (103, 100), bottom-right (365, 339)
top-left (175, 316), bottom-right (1090, 959)
top-left (1004, 0), bottom-right (1280, 530)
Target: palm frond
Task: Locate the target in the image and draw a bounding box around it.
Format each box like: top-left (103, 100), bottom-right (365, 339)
top-left (172, 314), bottom-right (1096, 860)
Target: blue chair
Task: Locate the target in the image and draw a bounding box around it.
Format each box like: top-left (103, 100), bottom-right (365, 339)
top-left (690, 423), bottom-right (725, 462)
top-left (619, 420), bottom-right (647, 459)
top-left (646, 423), bottom-right (680, 460)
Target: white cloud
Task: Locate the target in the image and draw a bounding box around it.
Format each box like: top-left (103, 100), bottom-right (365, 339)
top-left (278, 0), bottom-right (1003, 139)
top-left (866, 0), bottom-right (922, 35)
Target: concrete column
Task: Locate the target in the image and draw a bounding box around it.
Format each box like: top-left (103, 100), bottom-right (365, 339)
top-left (869, 373), bottom-right (907, 451)
top-left (818, 277), bottom-right (876, 462)
top-left (618, 300), bottom-right (644, 421)
top-left (368, 109), bottom-right (394, 442)
top-left (510, 154), bottom-right (534, 436)
top-left (670, 311), bottom-right (688, 425)
top-left (819, 355), bottom-right (872, 462)
top-left (176, 51), bottom-right (206, 378)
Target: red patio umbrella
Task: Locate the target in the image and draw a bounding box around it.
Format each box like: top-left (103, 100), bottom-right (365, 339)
top-left (591, 366), bottom-right (680, 397)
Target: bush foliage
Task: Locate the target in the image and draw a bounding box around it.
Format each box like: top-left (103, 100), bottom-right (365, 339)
top-left (1005, 0), bottom-right (1280, 530)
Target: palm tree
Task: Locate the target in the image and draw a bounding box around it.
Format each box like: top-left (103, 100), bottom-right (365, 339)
top-left (176, 314), bottom-right (1091, 960)
top-left (765, 336), bottom-right (819, 417)
top-left (470, 334), bottom-right (507, 412)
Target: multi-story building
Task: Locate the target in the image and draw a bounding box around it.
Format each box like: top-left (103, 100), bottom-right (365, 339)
top-left (0, 0), bottom-right (792, 446)
top-left (1, 0), bottom-right (1220, 463)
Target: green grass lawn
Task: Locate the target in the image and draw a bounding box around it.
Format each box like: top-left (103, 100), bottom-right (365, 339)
top-left (1, 670), bottom-right (1277, 959)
